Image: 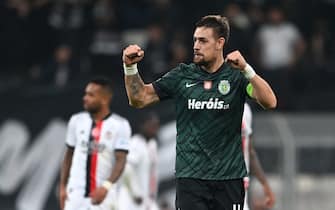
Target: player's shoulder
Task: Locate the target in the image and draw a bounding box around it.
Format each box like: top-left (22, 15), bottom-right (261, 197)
top-left (109, 113), bottom-right (129, 121)
top-left (108, 113), bottom-right (131, 126)
top-left (105, 113), bottom-right (132, 135)
top-left (170, 63), bottom-right (197, 73)
top-left (69, 111), bottom-right (90, 122)
top-left (131, 134), bottom-right (147, 146)
top-left (148, 139), bottom-right (158, 149)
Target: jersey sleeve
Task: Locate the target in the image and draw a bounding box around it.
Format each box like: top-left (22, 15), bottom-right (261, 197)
top-left (127, 137), bottom-right (142, 165)
top-left (114, 120), bottom-right (131, 151)
top-left (65, 115), bottom-right (77, 148)
top-left (152, 64), bottom-right (182, 100)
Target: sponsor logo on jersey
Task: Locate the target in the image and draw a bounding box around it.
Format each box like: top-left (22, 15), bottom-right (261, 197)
top-left (81, 140), bottom-right (106, 154)
top-left (203, 80), bottom-right (212, 90)
top-left (188, 98), bottom-right (230, 110)
top-left (218, 80), bottom-right (230, 95)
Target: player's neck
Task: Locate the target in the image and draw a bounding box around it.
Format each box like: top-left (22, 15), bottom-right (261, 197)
top-left (92, 108), bottom-right (111, 122)
top-left (201, 55), bottom-right (224, 73)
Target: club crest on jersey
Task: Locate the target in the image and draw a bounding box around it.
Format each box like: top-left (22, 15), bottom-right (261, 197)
top-left (203, 80), bottom-right (212, 90)
top-left (218, 80), bottom-right (230, 95)
top-left (105, 131), bottom-right (112, 140)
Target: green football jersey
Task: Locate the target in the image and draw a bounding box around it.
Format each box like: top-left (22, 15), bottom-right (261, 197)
top-left (153, 63), bottom-right (249, 180)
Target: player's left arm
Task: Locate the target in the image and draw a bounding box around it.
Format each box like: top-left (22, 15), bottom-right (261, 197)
top-left (108, 150), bottom-right (128, 183)
top-left (90, 121), bottom-right (131, 204)
top-left (226, 50), bottom-right (277, 109)
top-left (249, 138), bottom-right (276, 208)
top-left (90, 151), bottom-right (127, 204)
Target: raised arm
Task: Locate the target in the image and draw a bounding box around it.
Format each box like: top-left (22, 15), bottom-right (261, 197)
top-left (226, 50), bottom-right (277, 109)
top-left (122, 45), bottom-right (160, 108)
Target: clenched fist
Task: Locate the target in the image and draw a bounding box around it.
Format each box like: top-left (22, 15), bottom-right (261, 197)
top-left (225, 50), bottom-right (247, 71)
top-left (123, 45), bottom-right (144, 66)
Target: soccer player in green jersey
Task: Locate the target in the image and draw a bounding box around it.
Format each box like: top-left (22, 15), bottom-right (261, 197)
top-left (121, 15), bottom-right (277, 210)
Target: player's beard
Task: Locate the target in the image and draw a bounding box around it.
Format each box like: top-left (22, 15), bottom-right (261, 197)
top-left (193, 55), bottom-right (208, 65)
top-left (84, 103), bottom-right (101, 115)
top-left (193, 55), bottom-right (210, 68)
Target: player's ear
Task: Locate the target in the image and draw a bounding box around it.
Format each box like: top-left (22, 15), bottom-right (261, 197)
top-left (216, 37), bottom-right (225, 50)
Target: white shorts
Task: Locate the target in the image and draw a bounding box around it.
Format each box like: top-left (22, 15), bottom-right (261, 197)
top-left (118, 186), bottom-right (144, 210)
top-left (64, 188), bottom-right (118, 210)
top-left (118, 186), bottom-right (159, 210)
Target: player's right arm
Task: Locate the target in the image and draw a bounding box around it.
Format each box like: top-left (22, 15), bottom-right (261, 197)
top-left (59, 115), bottom-right (77, 210)
top-left (122, 45), bottom-right (160, 108)
top-left (59, 147), bottom-right (74, 210)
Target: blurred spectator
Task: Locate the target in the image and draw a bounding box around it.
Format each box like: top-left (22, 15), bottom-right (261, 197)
top-left (32, 44), bottom-right (79, 87)
top-left (255, 5), bottom-right (305, 70)
top-left (119, 112), bottom-right (160, 210)
top-left (48, 0), bottom-right (92, 52)
top-left (142, 23), bottom-right (169, 81)
top-left (119, 0), bottom-right (156, 29)
top-left (246, 3), bottom-right (265, 34)
top-left (300, 18), bottom-right (335, 94)
top-left (168, 29), bottom-right (189, 68)
top-left (1, 0), bottom-right (32, 77)
top-left (0, 0), bottom-right (54, 80)
top-left (169, 42), bottom-right (188, 69)
top-left (309, 19), bottom-right (332, 70)
top-left (0, 0), bottom-right (334, 110)
top-left (254, 5), bottom-right (305, 108)
top-left (223, 3), bottom-right (252, 56)
top-left (89, 0), bottom-right (122, 78)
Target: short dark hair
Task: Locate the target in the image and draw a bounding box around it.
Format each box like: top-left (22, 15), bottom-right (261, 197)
top-left (89, 76), bottom-right (113, 94)
top-left (195, 15), bottom-right (230, 43)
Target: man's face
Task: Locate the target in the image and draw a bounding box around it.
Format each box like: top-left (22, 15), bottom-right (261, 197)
top-left (142, 116), bottom-right (160, 139)
top-left (193, 27), bottom-right (224, 66)
top-left (82, 83), bottom-right (106, 114)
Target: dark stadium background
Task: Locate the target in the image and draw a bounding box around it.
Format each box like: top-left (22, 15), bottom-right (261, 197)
top-left (0, 0), bottom-right (335, 210)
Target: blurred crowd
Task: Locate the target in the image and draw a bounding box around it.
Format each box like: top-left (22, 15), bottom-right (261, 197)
top-left (1, 0), bottom-right (335, 110)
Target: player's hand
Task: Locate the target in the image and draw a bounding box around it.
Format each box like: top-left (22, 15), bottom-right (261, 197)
top-left (225, 50), bottom-right (247, 70)
top-left (123, 44), bottom-right (144, 66)
top-left (59, 185), bottom-right (67, 210)
top-left (90, 186), bottom-right (108, 205)
top-left (263, 183), bottom-right (275, 208)
top-left (133, 196), bottom-right (143, 205)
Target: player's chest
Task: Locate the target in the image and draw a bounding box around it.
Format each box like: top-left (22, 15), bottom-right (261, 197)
top-left (178, 76), bottom-right (240, 110)
top-left (75, 122), bottom-right (116, 153)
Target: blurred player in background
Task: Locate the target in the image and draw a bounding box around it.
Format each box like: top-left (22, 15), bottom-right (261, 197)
top-left (119, 112), bottom-right (160, 210)
top-left (242, 103), bottom-right (275, 210)
top-left (59, 77), bottom-right (131, 210)
top-left (122, 15), bottom-right (276, 210)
